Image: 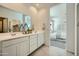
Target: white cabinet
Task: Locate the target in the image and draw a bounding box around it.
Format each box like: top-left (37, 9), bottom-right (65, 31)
top-left (2, 45), bottom-right (16, 56)
top-left (29, 32), bottom-right (44, 53)
top-left (38, 33), bottom-right (44, 47)
top-left (2, 36), bottom-right (29, 56)
top-left (30, 35), bottom-right (38, 53)
top-left (0, 32), bottom-right (45, 56)
top-left (17, 37), bottom-right (29, 56)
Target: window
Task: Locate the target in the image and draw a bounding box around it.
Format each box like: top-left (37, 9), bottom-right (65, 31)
top-left (25, 16), bottom-right (32, 30)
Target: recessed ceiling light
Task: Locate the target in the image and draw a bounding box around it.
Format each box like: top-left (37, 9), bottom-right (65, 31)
top-left (36, 4), bottom-right (39, 7)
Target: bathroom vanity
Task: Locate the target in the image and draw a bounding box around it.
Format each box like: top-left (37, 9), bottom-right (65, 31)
top-left (0, 31), bottom-right (44, 56)
top-left (0, 5), bottom-right (45, 56)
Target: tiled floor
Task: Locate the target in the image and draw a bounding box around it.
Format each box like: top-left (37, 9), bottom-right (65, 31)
top-left (50, 33), bottom-right (66, 49)
top-left (49, 46), bottom-right (74, 56)
top-left (30, 45), bottom-right (74, 56)
top-left (50, 39), bottom-right (66, 49)
top-left (30, 45), bottom-right (49, 56)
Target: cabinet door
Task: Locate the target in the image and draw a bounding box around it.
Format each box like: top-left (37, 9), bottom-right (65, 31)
top-left (17, 37), bottom-right (29, 56)
top-left (38, 33), bottom-right (44, 47)
top-left (30, 35), bottom-right (37, 53)
top-left (2, 45), bottom-right (16, 56)
top-left (17, 41), bottom-right (29, 56)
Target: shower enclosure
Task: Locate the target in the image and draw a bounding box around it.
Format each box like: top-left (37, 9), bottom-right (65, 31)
top-left (50, 4), bottom-right (67, 49)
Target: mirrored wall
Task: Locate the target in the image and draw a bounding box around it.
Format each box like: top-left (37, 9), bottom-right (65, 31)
top-left (0, 6), bottom-right (32, 33)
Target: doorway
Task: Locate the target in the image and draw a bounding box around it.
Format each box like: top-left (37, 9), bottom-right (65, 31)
top-left (0, 17), bottom-right (8, 33)
top-left (49, 4), bottom-right (67, 56)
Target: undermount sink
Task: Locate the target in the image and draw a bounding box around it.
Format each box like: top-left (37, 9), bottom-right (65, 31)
top-left (11, 33), bottom-right (16, 36)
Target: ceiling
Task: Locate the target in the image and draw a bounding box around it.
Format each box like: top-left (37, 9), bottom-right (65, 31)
top-left (23, 3), bottom-right (59, 9)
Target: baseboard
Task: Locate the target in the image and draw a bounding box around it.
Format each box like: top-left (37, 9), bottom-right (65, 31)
top-left (28, 44), bottom-right (45, 56)
top-left (66, 49), bottom-right (75, 55)
top-left (77, 50), bottom-right (79, 55)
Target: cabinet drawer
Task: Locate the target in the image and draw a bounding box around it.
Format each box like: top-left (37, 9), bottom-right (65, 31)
top-left (2, 37), bottom-right (29, 47)
top-left (38, 41), bottom-right (43, 47)
top-left (30, 42), bottom-right (37, 47)
top-left (30, 42), bottom-right (37, 48)
top-left (30, 35), bottom-right (37, 39)
top-left (30, 44), bottom-right (37, 53)
top-left (39, 39), bottom-right (44, 44)
top-left (30, 38), bottom-right (37, 41)
top-left (30, 39), bottom-right (37, 44)
top-left (38, 34), bottom-right (44, 39)
top-left (37, 33), bottom-right (44, 47)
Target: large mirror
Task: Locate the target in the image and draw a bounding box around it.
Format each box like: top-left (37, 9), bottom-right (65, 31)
top-left (0, 6), bottom-right (32, 33)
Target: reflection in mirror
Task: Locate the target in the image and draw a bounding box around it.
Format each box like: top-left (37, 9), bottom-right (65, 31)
top-left (0, 6), bottom-right (23, 33)
top-left (23, 15), bottom-right (32, 33)
top-left (0, 6), bottom-right (32, 33)
top-left (0, 17), bottom-right (8, 33)
top-left (25, 16), bottom-right (32, 30)
top-left (9, 19), bottom-right (20, 32)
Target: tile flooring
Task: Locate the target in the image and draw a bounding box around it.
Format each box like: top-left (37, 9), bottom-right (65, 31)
top-left (30, 45), bottom-right (74, 56)
top-left (30, 45), bottom-right (49, 56)
top-left (50, 39), bottom-right (66, 49)
top-left (49, 46), bottom-right (74, 56)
